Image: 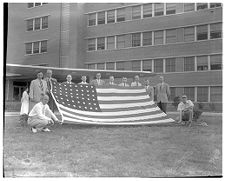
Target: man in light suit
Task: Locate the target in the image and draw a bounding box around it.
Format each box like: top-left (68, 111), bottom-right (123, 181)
top-left (79, 75), bottom-right (88, 84)
top-left (118, 77), bottom-right (130, 87)
top-left (131, 75), bottom-right (142, 87)
top-left (155, 76), bottom-right (170, 113)
top-left (90, 73), bottom-right (105, 87)
top-left (145, 79), bottom-right (154, 101)
top-left (29, 72), bottom-right (48, 111)
top-left (107, 75), bottom-right (116, 86)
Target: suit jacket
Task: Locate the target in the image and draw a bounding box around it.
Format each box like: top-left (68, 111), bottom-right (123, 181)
top-left (29, 79), bottom-right (48, 103)
top-left (145, 85), bottom-right (154, 101)
top-left (44, 77), bottom-right (57, 91)
top-left (78, 82), bottom-right (88, 84)
top-left (90, 79), bottom-right (105, 87)
top-left (62, 81), bottom-right (75, 85)
top-left (131, 82), bottom-right (142, 87)
top-left (106, 82), bottom-right (117, 86)
top-left (118, 83), bottom-right (130, 87)
top-left (156, 82), bottom-right (170, 103)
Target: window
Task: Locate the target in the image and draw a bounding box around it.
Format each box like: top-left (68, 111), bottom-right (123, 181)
top-left (197, 87), bottom-right (208, 102)
top-left (35, 3), bottom-right (41, 6)
top-left (97, 63), bottom-right (105, 70)
top-left (98, 11), bottom-right (105, 25)
top-left (34, 18), bottom-right (41, 30)
top-left (154, 59), bottom-right (163, 73)
top-left (143, 4), bottom-right (152, 18)
top-left (25, 40), bottom-right (48, 55)
top-left (154, 3), bottom-right (164, 16)
top-left (210, 23), bottom-right (222, 39)
top-left (165, 58), bottom-right (176, 72)
top-left (154, 30), bottom-right (164, 45)
top-left (33, 42), bottom-right (39, 54)
top-left (184, 26), bottom-right (195, 42)
top-left (88, 13), bottom-right (96, 26)
top-left (87, 39), bottom-right (96, 51)
top-left (87, 64), bottom-right (95, 69)
top-left (132, 60), bottom-right (141, 71)
top-left (117, 8), bottom-right (125, 22)
top-left (107, 36), bottom-right (115, 50)
top-left (132, 6), bottom-right (141, 20)
top-left (184, 3), bottom-right (195, 12)
top-left (166, 3), bottom-right (176, 15)
top-left (106, 62), bottom-right (115, 70)
top-left (132, 33), bottom-right (141, 47)
top-left (197, 56), bottom-right (208, 71)
top-left (41, 40), bottom-right (47, 53)
top-left (26, 19), bottom-right (33, 31)
top-left (42, 16), bottom-right (48, 29)
top-left (143, 31), bottom-right (152, 46)
top-left (197, 25), bottom-right (208, 40)
top-left (184, 87), bottom-right (195, 101)
top-left (116, 61), bottom-right (125, 70)
top-left (97, 37), bottom-right (105, 50)
top-left (107, 10), bottom-right (115, 23)
top-left (166, 29), bottom-right (177, 44)
top-left (197, 3), bottom-right (208, 10)
top-left (25, 43), bottom-right (32, 54)
top-left (142, 59), bottom-right (152, 72)
top-left (210, 86), bottom-right (222, 102)
top-left (184, 57), bottom-right (195, 71)
top-left (27, 3), bottom-right (34, 8)
top-left (117, 35), bottom-right (126, 49)
top-left (210, 3), bottom-right (222, 8)
top-left (169, 87), bottom-right (176, 101)
top-left (210, 54), bottom-right (222, 70)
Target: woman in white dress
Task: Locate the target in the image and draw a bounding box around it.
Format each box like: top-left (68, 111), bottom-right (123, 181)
top-left (20, 87), bottom-right (29, 115)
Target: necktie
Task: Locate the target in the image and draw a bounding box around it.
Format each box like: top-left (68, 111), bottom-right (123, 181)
top-left (124, 83), bottom-right (125, 87)
top-left (47, 78), bottom-right (51, 90)
top-left (40, 80), bottom-right (44, 92)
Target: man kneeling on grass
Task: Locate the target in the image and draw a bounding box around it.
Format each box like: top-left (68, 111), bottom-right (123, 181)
top-left (177, 95), bottom-right (194, 126)
top-left (28, 94), bottom-right (60, 133)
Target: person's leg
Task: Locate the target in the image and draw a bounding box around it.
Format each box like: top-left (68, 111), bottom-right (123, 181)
top-left (28, 117), bottom-right (49, 131)
top-left (161, 103), bottom-right (167, 113)
top-left (157, 102), bottom-right (163, 111)
top-left (182, 110), bottom-right (190, 126)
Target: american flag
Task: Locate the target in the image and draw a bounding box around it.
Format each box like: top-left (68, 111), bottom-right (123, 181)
top-left (51, 81), bottom-right (175, 125)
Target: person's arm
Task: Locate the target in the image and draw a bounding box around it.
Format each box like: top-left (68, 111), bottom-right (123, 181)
top-left (29, 81), bottom-right (34, 102)
top-left (166, 84), bottom-right (171, 98)
top-left (46, 106), bottom-right (58, 122)
top-left (177, 103), bottom-right (182, 122)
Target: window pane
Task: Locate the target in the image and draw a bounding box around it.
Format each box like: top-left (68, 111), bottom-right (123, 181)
top-left (184, 87), bottom-right (195, 101)
top-left (165, 58), bottom-right (176, 72)
top-left (34, 18), bottom-right (41, 30)
top-left (184, 26), bottom-right (195, 42)
top-left (166, 3), bottom-right (176, 15)
top-left (35, 3), bottom-right (41, 7)
top-left (107, 10), bottom-right (115, 23)
top-left (210, 3), bottom-right (222, 8)
top-left (154, 3), bottom-right (164, 16)
top-left (98, 11), bottom-right (105, 25)
top-left (197, 56), bottom-right (208, 71)
top-left (132, 60), bottom-right (141, 71)
top-left (197, 25), bottom-right (208, 40)
top-left (197, 87), bottom-right (208, 102)
top-left (106, 62), bottom-right (115, 70)
top-left (210, 23), bottom-right (222, 39)
top-left (197, 3), bottom-right (208, 10)
top-left (142, 59), bottom-right (152, 71)
top-left (97, 63), bottom-right (105, 70)
top-left (26, 19), bottom-right (33, 31)
top-left (41, 40), bottom-right (47, 53)
top-left (27, 3), bottom-right (34, 8)
top-left (210, 86), bottom-right (222, 102)
top-left (166, 29), bottom-right (177, 44)
top-left (154, 59), bottom-right (163, 73)
top-left (88, 39), bottom-right (96, 51)
top-left (88, 13), bottom-right (96, 26)
top-left (132, 5), bottom-right (141, 20)
top-left (132, 33), bottom-right (141, 47)
top-left (25, 43), bottom-right (32, 54)
top-left (117, 35), bottom-right (125, 49)
top-left (143, 4), bottom-right (152, 18)
top-left (87, 64), bottom-right (95, 69)
top-left (117, 8), bottom-right (125, 22)
top-left (143, 31), bottom-right (152, 46)
top-left (97, 37), bottom-right (105, 50)
top-left (107, 36), bottom-right (115, 50)
top-left (42, 16), bottom-right (48, 29)
top-left (154, 30), bottom-right (163, 45)
top-left (116, 61), bottom-right (125, 70)
top-left (184, 3), bottom-right (195, 12)
top-left (210, 54), bottom-right (222, 70)
top-left (184, 57), bottom-right (195, 71)
top-left (33, 42), bottom-right (40, 54)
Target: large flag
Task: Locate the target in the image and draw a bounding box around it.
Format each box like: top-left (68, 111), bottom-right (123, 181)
top-left (51, 81), bottom-right (175, 125)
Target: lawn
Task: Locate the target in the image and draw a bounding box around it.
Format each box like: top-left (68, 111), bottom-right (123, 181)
top-left (3, 114), bottom-right (222, 177)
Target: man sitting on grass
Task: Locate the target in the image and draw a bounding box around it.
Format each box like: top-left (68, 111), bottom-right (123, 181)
top-left (177, 95), bottom-right (194, 126)
top-left (28, 94), bottom-right (60, 133)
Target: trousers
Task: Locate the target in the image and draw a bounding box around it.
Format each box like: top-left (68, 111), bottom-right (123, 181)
top-left (157, 102), bottom-right (167, 113)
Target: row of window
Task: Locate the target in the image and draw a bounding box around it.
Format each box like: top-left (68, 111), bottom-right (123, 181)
top-left (27, 3), bottom-right (48, 8)
top-left (170, 86), bottom-right (222, 103)
top-left (86, 54), bottom-right (222, 73)
top-left (87, 22), bottom-right (222, 51)
top-left (25, 40), bottom-right (47, 55)
top-left (26, 16), bottom-right (48, 31)
top-left (87, 3), bottom-right (222, 26)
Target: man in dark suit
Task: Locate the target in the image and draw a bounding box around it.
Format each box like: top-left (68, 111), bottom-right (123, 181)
top-left (90, 73), bottom-right (105, 87)
top-left (107, 75), bottom-right (116, 86)
top-left (155, 76), bottom-right (170, 113)
top-left (62, 74), bottom-right (75, 85)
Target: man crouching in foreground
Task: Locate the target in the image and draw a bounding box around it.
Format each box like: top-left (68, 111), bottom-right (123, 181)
top-left (28, 94), bottom-right (60, 133)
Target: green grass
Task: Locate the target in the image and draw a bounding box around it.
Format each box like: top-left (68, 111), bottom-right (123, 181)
top-left (3, 114), bottom-right (222, 177)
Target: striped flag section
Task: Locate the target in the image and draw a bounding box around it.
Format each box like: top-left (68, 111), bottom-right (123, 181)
top-left (51, 81), bottom-right (175, 125)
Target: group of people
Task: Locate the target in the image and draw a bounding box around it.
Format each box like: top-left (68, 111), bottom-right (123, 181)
top-left (20, 69), bottom-right (194, 133)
